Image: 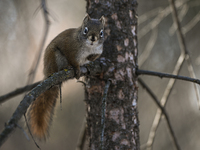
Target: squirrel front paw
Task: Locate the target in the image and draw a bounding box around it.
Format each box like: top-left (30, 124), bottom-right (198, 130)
top-left (71, 66), bottom-right (80, 79)
top-left (75, 69), bottom-right (81, 79)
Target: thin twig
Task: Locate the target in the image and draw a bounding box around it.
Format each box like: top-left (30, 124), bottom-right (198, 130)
top-left (16, 124), bottom-right (30, 141)
top-left (0, 81), bottom-right (41, 104)
top-left (186, 59), bottom-right (200, 109)
top-left (138, 1), bottom-right (186, 40)
top-left (100, 80), bottom-right (111, 150)
top-left (182, 10), bottom-right (200, 34)
top-left (145, 53), bottom-right (185, 150)
top-left (168, 0), bottom-right (200, 109)
top-left (136, 69), bottom-right (200, 85)
top-left (169, 4), bottom-right (189, 35)
top-left (76, 79), bottom-right (88, 150)
top-left (26, 0), bottom-right (50, 85)
top-left (76, 120), bottom-right (87, 150)
top-left (169, 0), bottom-right (187, 54)
top-left (24, 114), bottom-right (41, 149)
top-left (138, 28), bottom-right (158, 66)
top-left (138, 78), bottom-right (180, 150)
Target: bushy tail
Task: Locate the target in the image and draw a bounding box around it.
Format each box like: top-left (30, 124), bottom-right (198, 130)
top-left (27, 86), bottom-right (59, 140)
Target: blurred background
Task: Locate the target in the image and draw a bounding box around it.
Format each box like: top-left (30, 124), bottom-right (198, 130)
top-left (0, 0), bottom-right (200, 150)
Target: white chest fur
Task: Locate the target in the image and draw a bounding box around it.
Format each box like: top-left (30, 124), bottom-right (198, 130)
top-left (77, 43), bottom-right (103, 66)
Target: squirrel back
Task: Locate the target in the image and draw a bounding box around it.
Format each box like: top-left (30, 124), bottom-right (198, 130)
top-left (27, 14), bottom-right (105, 140)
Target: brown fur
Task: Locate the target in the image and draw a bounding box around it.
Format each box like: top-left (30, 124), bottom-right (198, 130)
top-left (28, 86), bottom-right (59, 140)
top-left (27, 14), bottom-right (105, 140)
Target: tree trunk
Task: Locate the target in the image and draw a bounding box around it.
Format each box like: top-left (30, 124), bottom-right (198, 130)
top-left (85, 0), bottom-right (139, 149)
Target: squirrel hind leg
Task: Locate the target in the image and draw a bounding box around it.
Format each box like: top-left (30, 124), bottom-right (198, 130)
top-left (27, 86), bottom-right (59, 140)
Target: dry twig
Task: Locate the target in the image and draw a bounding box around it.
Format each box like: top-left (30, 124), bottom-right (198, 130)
top-left (0, 81), bottom-right (40, 104)
top-left (138, 78), bottom-right (180, 150)
top-left (144, 53), bottom-right (185, 150)
top-left (142, 0), bottom-right (200, 149)
top-left (26, 0), bottom-right (50, 85)
top-left (168, 0), bottom-right (200, 109)
top-left (76, 121), bottom-right (87, 150)
top-left (137, 69), bottom-right (200, 85)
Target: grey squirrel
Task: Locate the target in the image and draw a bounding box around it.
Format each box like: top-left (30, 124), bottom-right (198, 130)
top-left (27, 14), bottom-right (105, 140)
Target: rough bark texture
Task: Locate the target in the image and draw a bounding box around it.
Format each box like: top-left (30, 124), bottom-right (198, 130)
top-left (85, 0), bottom-right (139, 149)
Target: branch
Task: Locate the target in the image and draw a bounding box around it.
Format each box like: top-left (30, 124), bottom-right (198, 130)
top-left (27, 0), bottom-right (50, 85)
top-left (138, 78), bottom-right (180, 150)
top-left (76, 120), bottom-right (87, 150)
top-left (144, 52), bottom-right (185, 150)
top-left (138, 28), bottom-right (158, 67)
top-left (0, 60), bottom-right (109, 147)
top-left (136, 69), bottom-right (200, 85)
top-left (168, 0), bottom-right (200, 108)
top-left (0, 81), bottom-right (41, 104)
top-left (142, 1), bottom-right (199, 148)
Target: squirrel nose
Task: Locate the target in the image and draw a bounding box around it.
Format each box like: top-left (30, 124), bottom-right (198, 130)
top-left (90, 35), bottom-right (97, 42)
top-left (91, 36), bottom-right (95, 41)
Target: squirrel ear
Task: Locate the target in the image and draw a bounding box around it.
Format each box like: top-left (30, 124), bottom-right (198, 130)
top-left (83, 13), bottom-right (91, 22)
top-left (99, 16), bottom-right (105, 25)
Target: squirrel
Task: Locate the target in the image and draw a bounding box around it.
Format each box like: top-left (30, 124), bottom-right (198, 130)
top-left (27, 14), bottom-right (105, 140)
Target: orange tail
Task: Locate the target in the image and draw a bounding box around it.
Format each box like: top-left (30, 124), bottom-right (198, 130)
top-left (27, 86), bottom-right (59, 140)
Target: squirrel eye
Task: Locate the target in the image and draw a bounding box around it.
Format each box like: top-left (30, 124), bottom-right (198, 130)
top-left (100, 29), bottom-right (104, 38)
top-left (83, 27), bottom-right (88, 35)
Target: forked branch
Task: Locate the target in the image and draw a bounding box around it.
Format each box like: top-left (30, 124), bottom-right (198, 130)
top-left (0, 61), bottom-right (109, 147)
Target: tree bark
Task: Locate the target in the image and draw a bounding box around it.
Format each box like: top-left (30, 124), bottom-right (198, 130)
top-left (85, 0), bottom-right (139, 149)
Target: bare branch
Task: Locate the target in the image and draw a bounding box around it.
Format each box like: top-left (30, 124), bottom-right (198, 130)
top-left (0, 81), bottom-right (41, 104)
top-left (169, 0), bottom-right (200, 108)
top-left (138, 7), bottom-right (162, 25)
top-left (137, 69), bottom-right (200, 85)
top-left (138, 28), bottom-right (158, 67)
top-left (27, 0), bottom-right (50, 85)
top-left (16, 124), bottom-right (30, 141)
top-left (138, 78), bottom-right (180, 150)
top-left (169, 0), bottom-right (187, 54)
top-left (138, 1), bottom-right (186, 40)
top-left (169, 4), bottom-right (189, 35)
top-left (186, 59), bottom-right (200, 108)
top-left (0, 61), bottom-right (109, 147)
top-left (76, 120), bottom-right (87, 150)
top-left (24, 114), bottom-right (41, 149)
top-left (143, 1), bottom-right (200, 148)
top-left (145, 51), bottom-right (185, 150)
top-left (182, 10), bottom-right (200, 34)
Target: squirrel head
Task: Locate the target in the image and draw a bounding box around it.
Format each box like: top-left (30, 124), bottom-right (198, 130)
top-left (79, 14), bottom-right (105, 46)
